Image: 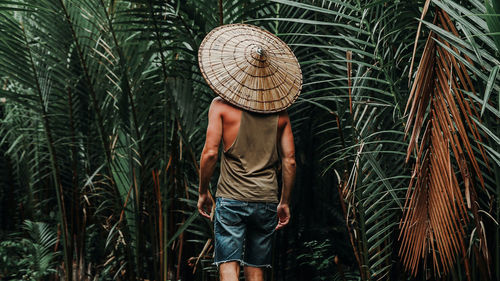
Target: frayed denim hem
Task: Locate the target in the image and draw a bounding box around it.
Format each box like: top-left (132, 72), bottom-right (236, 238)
top-left (213, 259), bottom-right (244, 268)
top-left (241, 261), bottom-right (272, 268)
top-left (212, 259), bottom-right (272, 269)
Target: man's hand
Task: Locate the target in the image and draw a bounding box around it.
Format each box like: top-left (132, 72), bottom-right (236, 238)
top-left (275, 203), bottom-right (290, 230)
top-left (197, 191), bottom-right (213, 220)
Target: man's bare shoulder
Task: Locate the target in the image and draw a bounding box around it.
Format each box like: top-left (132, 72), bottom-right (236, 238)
top-left (211, 96), bottom-right (232, 108)
top-left (208, 97), bottom-right (225, 113)
top-left (210, 96), bottom-right (223, 105)
top-left (210, 96), bottom-right (241, 114)
top-left (278, 109), bottom-right (290, 127)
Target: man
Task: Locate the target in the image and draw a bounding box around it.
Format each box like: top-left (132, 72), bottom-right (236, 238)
top-left (196, 23), bottom-right (301, 281)
top-left (197, 97), bottom-right (296, 281)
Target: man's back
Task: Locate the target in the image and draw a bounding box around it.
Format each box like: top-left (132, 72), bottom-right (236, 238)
top-left (217, 98), bottom-right (283, 202)
top-left (198, 96), bottom-right (295, 217)
top-left (218, 97), bottom-right (288, 154)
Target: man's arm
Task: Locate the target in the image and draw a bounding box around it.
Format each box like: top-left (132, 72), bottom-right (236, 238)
top-left (197, 98), bottom-right (222, 219)
top-left (276, 111), bottom-right (296, 230)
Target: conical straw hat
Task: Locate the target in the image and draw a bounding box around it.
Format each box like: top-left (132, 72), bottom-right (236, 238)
top-left (198, 23), bottom-right (302, 113)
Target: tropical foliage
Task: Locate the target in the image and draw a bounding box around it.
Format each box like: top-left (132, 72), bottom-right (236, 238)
top-left (0, 0), bottom-right (498, 281)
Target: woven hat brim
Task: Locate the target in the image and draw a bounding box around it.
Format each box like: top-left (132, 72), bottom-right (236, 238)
top-left (198, 23), bottom-right (302, 113)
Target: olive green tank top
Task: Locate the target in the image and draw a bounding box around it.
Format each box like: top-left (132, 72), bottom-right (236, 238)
top-left (216, 110), bottom-right (279, 203)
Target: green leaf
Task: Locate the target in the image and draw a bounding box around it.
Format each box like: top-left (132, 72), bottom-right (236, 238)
top-left (166, 210), bottom-right (199, 247)
top-left (485, 0), bottom-right (500, 52)
top-left (482, 65), bottom-right (499, 117)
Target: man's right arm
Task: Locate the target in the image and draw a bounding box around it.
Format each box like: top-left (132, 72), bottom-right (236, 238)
top-left (197, 98), bottom-right (222, 219)
top-left (276, 111), bottom-right (296, 230)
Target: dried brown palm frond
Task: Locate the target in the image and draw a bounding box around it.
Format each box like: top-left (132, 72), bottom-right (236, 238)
top-left (399, 6), bottom-right (490, 279)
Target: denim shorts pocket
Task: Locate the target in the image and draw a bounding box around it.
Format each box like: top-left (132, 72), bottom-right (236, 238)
top-left (217, 204), bottom-right (243, 226)
top-left (265, 203), bottom-right (278, 213)
top-left (261, 203), bottom-right (278, 231)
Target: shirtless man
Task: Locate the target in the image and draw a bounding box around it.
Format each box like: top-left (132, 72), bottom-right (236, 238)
top-left (197, 97), bottom-right (297, 281)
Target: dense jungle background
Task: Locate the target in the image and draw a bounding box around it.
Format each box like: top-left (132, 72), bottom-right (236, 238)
top-left (0, 0), bottom-right (499, 280)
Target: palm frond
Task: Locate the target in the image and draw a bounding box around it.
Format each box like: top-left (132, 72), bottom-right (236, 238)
top-left (399, 6), bottom-right (492, 278)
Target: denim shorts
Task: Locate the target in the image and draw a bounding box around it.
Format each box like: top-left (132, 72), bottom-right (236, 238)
top-left (213, 197), bottom-right (278, 268)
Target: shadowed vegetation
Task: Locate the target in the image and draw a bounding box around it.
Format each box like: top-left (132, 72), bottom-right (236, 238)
top-left (0, 0), bottom-right (499, 280)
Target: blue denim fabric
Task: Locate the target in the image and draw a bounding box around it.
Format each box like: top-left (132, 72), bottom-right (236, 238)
top-left (213, 197), bottom-right (278, 268)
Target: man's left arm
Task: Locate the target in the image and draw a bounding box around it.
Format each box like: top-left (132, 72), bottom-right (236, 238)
top-left (197, 99), bottom-right (222, 219)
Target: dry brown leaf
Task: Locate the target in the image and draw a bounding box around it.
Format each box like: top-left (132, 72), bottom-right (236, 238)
top-left (399, 7), bottom-right (489, 280)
